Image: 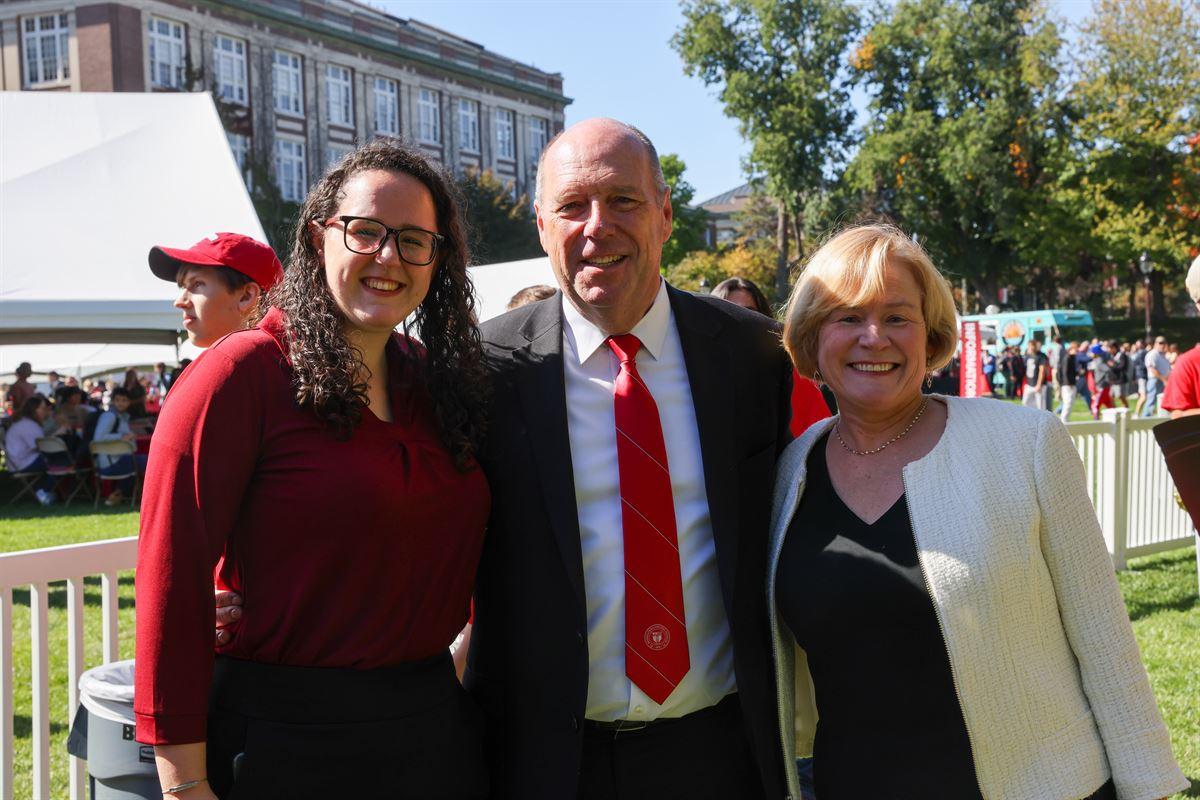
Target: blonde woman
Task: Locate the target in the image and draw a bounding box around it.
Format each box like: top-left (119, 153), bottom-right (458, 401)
top-left (766, 224), bottom-right (1186, 800)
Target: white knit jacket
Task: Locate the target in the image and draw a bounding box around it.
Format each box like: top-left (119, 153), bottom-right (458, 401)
top-left (766, 396), bottom-right (1188, 800)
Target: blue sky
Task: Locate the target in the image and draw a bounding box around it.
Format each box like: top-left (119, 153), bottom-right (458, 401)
top-left (372, 0), bottom-right (1096, 204)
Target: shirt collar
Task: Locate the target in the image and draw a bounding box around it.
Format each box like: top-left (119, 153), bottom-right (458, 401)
top-left (562, 279), bottom-right (671, 366)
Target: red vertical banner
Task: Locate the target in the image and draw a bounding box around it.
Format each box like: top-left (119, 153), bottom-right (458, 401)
top-left (960, 321), bottom-right (989, 397)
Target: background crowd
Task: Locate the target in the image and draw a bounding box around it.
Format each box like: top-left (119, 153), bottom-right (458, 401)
top-left (4, 325), bottom-right (1193, 509)
top-left (986, 335), bottom-right (1185, 421)
top-left (0, 362), bottom-right (180, 505)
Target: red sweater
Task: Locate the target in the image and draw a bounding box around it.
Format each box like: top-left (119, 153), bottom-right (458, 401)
top-left (134, 308), bottom-right (489, 744)
top-left (790, 371), bottom-right (832, 437)
top-left (1162, 344), bottom-right (1200, 413)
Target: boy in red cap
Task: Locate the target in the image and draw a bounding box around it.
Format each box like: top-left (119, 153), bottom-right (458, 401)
top-left (148, 233), bottom-right (283, 348)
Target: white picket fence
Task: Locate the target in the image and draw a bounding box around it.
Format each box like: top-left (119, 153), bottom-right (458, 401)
top-left (0, 408), bottom-right (1195, 799)
top-left (0, 537), bottom-right (135, 800)
top-left (1069, 408), bottom-right (1195, 568)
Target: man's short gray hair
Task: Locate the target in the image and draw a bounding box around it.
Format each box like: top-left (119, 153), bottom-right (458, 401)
top-left (533, 120), bottom-right (669, 206)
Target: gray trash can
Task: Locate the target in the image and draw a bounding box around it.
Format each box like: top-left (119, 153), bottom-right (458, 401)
top-left (68, 659), bottom-right (160, 799)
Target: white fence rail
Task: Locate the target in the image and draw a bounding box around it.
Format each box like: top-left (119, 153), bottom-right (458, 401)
top-left (0, 408), bottom-right (1195, 796)
top-left (1068, 408), bottom-right (1195, 569)
top-left (0, 537), bottom-right (137, 800)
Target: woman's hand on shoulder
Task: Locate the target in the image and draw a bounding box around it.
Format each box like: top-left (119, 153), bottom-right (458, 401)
top-left (215, 588), bottom-right (243, 645)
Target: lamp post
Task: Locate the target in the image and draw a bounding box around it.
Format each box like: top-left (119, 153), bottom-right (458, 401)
top-left (1138, 251), bottom-right (1153, 341)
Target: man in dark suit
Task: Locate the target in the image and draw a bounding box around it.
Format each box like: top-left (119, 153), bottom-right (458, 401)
top-left (467, 118), bottom-right (792, 799)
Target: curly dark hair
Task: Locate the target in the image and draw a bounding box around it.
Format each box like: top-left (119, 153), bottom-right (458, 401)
top-left (269, 138), bottom-right (488, 470)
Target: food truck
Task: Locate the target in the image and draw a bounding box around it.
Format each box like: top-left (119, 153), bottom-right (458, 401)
top-left (960, 309), bottom-right (1096, 394)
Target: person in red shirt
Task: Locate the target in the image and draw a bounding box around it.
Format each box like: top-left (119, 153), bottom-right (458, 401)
top-left (711, 277), bottom-right (832, 434)
top-left (5, 362), bottom-right (36, 411)
top-left (134, 140), bottom-right (491, 800)
top-left (1162, 255), bottom-right (1200, 419)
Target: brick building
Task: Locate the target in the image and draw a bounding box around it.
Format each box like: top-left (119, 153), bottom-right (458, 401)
top-left (0, 0), bottom-right (570, 202)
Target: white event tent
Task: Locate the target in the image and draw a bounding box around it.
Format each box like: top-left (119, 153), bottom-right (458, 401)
top-left (0, 91), bottom-right (265, 377)
top-left (466, 256), bottom-right (556, 323)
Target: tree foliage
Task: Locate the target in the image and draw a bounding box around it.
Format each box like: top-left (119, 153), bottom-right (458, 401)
top-left (673, 0), bottom-right (860, 297)
top-left (1070, 0), bottom-right (1200, 315)
top-left (672, 0), bottom-right (1199, 317)
top-left (247, 157), bottom-right (302, 257)
top-left (660, 153), bottom-right (711, 268)
top-left (665, 240), bottom-right (780, 301)
top-left (845, 0), bottom-right (1070, 305)
top-left (457, 169), bottom-right (543, 265)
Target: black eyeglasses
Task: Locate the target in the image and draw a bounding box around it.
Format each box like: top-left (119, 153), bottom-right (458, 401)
top-left (324, 215), bottom-right (444, 266)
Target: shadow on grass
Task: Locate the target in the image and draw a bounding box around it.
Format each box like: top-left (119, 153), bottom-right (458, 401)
top-left (1122, 549), bottom-right (1199, 621)
top-left (10, 575), bottom-right (136, 610)
top-left (13, 715), bottom-right (69, 738)
top-left (1127, 595), bottom-right (1199, 622)
top-left (1183, 776), bottom-right (1200, 798)
top-left (0, 501), bottom-right (137, 523)
top-left (0, 473), bottom-right (139, 518)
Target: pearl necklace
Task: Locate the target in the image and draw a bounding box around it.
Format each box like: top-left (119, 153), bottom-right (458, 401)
top-left (834, 398), bottom-right (929, 457)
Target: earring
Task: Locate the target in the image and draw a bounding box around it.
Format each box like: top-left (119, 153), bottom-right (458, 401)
top-left (925, 372), bottom-right (934, 390)
top-left (813, 369), bottom-right (822, 383)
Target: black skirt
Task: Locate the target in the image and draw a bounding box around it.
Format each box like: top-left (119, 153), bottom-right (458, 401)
top-left (207, 653), bottom-right (487, 800)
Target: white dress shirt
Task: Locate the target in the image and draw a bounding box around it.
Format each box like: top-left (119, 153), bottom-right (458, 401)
top-left (562, 280), bottom-right (736, 722)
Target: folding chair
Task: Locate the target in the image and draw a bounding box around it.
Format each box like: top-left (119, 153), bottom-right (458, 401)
top-left (1, 426), bottom-right (43, 505)
top-left (36, 437), bottom-right (92, 507)
top-left (89, 439), bottom-right (139, 508)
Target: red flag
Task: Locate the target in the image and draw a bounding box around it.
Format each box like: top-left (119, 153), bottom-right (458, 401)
top-left (959, 321), bottom-right (990, 397)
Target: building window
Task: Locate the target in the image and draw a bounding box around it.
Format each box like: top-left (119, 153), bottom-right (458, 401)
top-left (275, 138), bottom-right (307, 203)
top-left (273, 50), bottom-right (303, 117)
top-left (373, 77), bottom-right (398, 136)
top-left (22, 13), bottom-right (70, 86)
top-left (528, 116), bottom-right (549, 159)
top-left (495, 108), bottom-right (515, 160)
top-left (458, 98), bottom-right (480, 153)
top-left (417, 88), bottom-right (440, 144)
top-left (212, 34), bottom-right (247, 106)
top-left (147, 16), bottom-right (186, 90)
top-left (326, 143), bottom-right (355, 170)
top-left (325, 64), bottom-right (353, 127)
top-left (226, 131), bottom-right (252, 187)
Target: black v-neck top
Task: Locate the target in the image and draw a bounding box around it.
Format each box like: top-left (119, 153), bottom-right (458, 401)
top-left (776, 433), bottom-right (982, 799)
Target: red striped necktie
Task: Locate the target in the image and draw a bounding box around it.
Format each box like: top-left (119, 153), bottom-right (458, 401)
top-left (606, 334), bottom-right (690, 704)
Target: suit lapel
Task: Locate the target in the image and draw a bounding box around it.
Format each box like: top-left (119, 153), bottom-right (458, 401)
top-left (669, 287), bottom-right (740, 618)
top-left (510, 301), bottom-right (587, 608)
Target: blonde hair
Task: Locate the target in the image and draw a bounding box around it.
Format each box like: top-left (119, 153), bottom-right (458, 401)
top-left (782, 224), bottom-right (958, 379)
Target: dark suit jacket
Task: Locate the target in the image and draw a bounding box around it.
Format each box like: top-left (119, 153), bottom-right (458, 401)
top-left (467, 285), bottom-right (792, 799)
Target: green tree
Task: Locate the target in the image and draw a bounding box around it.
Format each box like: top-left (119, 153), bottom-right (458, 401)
top-left (1070, 0), bottom-right (1200, 318)
top-left (665, 240), bottom-right (779, 302)
top-left (246, 155), bottom-right (302, 256)
top-left (660, 153), bottom-right (710, 268)
top-left (846, 0), bottom-right (1069, 307)
top-left (457, 169), bottom-right (543, 265)
top-left (674, 0), bottom-right (861, 299)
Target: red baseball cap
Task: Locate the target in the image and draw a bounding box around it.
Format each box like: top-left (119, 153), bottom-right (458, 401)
top-left (148, 233), bottom-right (283, 290)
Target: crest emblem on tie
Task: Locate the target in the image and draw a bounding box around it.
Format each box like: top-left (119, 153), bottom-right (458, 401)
top-left (643, 624), bottom-right (670, 651)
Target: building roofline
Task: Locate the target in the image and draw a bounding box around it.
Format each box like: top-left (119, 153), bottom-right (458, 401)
top-left (697, 180), bottom-right (757, 209)
top-left (201, 0), bottom-right (572, 106)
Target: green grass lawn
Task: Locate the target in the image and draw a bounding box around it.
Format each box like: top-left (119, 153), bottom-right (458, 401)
top-left (0, 500), bottom-right (1196, 798)
top-left (0, 502), bottom-right (139, 800)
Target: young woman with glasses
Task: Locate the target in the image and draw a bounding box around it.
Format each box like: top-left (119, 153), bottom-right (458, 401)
top-left (134, 140), bottom-right (491, 799)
